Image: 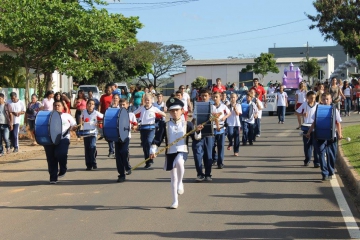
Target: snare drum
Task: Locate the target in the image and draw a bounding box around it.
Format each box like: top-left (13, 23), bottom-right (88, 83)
top-left (314, 104), bottom-right (336, 140)
top-left (194, 101), bottom-right (213, 137)
top-left (103, 108), bottom-right (130, 142)
top-left (76, 129), bottom-right (97, 138)
top-left (241, 102), bottom-right (254, 119)
top-left (35, 111), bottom-right (62, 146)
top-left (301, 123), bottom-right (312, 132)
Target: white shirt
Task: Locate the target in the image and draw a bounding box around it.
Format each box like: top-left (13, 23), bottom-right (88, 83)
top-left (297, 102), bottom-right (318, 124)
top-left (344, 87), bottom-right (351, 96)
top-left (134, 105), bottom-right (163, 125)
top-left (296, 90), bottom-right (307, 103)
top-left (257, 101), bottom-right (264, 119)
top-left (9, 100), bottom-right (25, 124)
top-left (211, 103), bottom-right (230, 128)
top-left (226, 103), bottom-right (242, 126)
top-left (129, 112), bottom-right (136, 138)
top-left (81, 110), bottom-right (103, 134)
top-left (241, 102), bottom-right (258, 124)
top-left (61, 113), bottom-right (77, 139)
top-left (182, 93), bottom-right (190, 112)
top-left (42, 98), bottom-right (54, 111)
top-left (268, 87), bottom-right (276, 94)
top-left (276, 92), bottom-right (288, 106)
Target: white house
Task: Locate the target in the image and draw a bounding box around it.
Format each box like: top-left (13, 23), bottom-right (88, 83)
top-left (0, 43), bottom-right (73, 93)
top-left (172, 55), bottom-right (334, 89)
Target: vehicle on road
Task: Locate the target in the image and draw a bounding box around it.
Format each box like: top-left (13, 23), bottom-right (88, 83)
top-left (78, 85), bottom-right (101, 100)
top-left (115, 82), bottom-right (129, 94)
top-left (262, 88), bottom-right (297, 116)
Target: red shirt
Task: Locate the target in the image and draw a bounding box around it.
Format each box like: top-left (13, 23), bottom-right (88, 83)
top-left (100, 94), bottom-right (113, 114)
top-left (250, 85), bottom-right (266, 102)
top-left (212, 85), bottom-right (226, 93)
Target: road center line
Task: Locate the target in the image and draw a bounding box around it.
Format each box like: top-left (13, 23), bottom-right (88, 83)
top-left (275, 129), bottom-right (294, 137)
top-left (331, 178), bottom-right (360, 239)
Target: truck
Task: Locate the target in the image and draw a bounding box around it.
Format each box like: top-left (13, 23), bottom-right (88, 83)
top-left (262, 88), bottom-right (297, 116)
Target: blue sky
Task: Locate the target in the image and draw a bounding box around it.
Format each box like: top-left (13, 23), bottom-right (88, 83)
top-left (101, 0), bottom-right (336, 60)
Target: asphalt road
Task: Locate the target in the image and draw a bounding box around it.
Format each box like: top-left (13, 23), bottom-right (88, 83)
top-left (0, 113), bottom-right (360, 240)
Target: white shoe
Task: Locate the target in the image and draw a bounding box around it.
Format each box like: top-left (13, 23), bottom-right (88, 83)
top-left (170, 203), bottom-right (178, 209)
top-left (177, 188), bottom-right (184, 195)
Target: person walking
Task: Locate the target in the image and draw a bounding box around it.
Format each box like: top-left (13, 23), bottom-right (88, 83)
top-left (8, 92), bottom-right (25, 153)
top-left (26, 94), bottom-right (42, 146)
top-left (0, 93), bottom-right (13, 156)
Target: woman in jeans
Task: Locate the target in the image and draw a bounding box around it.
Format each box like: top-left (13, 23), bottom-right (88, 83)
top-left (329, 77), bottom-right (345, 110)
top-left (342, 81), bottom-right (352, 116)
top-left (73, 90), bottom-right (87, 140)
top-left (26, 94), bottom-right (42, 145)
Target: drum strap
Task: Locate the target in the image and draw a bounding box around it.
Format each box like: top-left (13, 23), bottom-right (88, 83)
top-left (62, 127), bottom-right (71, 138)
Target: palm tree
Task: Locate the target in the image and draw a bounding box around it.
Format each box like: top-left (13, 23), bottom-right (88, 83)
top-left (0, 67), bottom-right (28, 88)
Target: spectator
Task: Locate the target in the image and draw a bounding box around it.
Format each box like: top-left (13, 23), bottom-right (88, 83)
top-left (26, 94), bottom-right (42, 146)
top-left (88, 90), bottom-right (100, 111)
top-left (268, 84), bottom-right (276, 94)
top-left (8, 92), bottom-right (25, 152)
top-left (186, 85), bottom-right (191, 94)
top-left (61, 92), bottom-right (71, 113)
top-left (130, 85), bottom-right (145, 112)
top-left (212, 78), bottom-right (226, 93)
top-left (239, 82), bottom-right (248, 93)
top-left (54, 92), bottom-right (69, 113)
top-left (250, 78), bottom-right (266, 105)
top-left (73, 90), bottom-right (87, 140)
top-left (41, 90), bottom-right (54, 111)
top-left (0, 93), bottom-right (13, 155)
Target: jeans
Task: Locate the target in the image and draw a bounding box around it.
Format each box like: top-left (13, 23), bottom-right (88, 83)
top-left (315, 138), bottom-right (338, 177)
top-left (227, 126), bottom-right (240, 153)
top-left (107, 140), bottom-right (114, 154)
top-left (140, 129), bottom-right (155, 164)
top-left (302, 132), bottom-right (319, 166)
top-left (214, 133), bottom-right (225, 166)
top-left (84, 136), bottom-right (97, 168)
top-left (345, 97), bottom-right (351, 114)
top-left (43, 138), bottom-right (70, 181)
top-left (0, 124), bottom-right (10, 153)
top-left (114, 138), bottom-right (130, 177)
top-left (10, 124), bottom-right (19, 148)
top-left (242, 121), bottom-right (254, 144)
top-left (277, 106), bottom-right (286, 122)
top-left (254, 118), bottom-right (261, 136)
top-left (192, 137), bottom-right (214, 177)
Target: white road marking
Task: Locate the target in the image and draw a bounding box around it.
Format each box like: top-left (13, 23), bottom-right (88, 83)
top-left (275, 129), bottom-right (294, 137)
top-left (331, 177), bottom-right (360, 239)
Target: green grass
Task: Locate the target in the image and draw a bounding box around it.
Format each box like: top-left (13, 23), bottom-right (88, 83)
top-left (341, 125), bottom-right (360, 175)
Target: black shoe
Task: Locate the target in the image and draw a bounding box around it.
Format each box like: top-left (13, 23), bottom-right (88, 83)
top-left (205, 176), bottom-right (212, 182)
top-left (314, 164), bottom-right (320, 168)
top-left (13, 148), bottom-right (18, 153)
top-left (92, 166), bottom-right (98, 170)
top-left (249, 142), bottom-right (253, 145)
top-left (117, 176), bottom-right (126, 183)
top-left (126, 169), bottom-right (132, 175)
top-left (86, 167), bottom-right (92, 171)
top-left (304, 162), bottom-right (310, 166)
top-left (196, 175), bottom-right (205, 182)
top-left (98, 137), bottom-right (104, 140)
top-left (58, 173), bottom-right (66, 178)
top-left (108, 152), bottom-right (114, 158)
top-left (218, 164), bottom-right (224, 169)
top-left (212, 161), bottom-right (217, 166)
top-left (144, 163), bottom-right (152, 169)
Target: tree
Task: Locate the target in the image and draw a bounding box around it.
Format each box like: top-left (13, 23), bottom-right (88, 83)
top-left (240, 65), bottom-right (253, 73)
top-left (192, 76), bottom-right (208, 89)
top-left (307, 1), bottom-right (360, 64)
top-left (139, 42), bottom-right (191, 89)
top-left (252, 53), bottom-right (279, 81)
top-left (0, 1), bottom-right (141, 104)
top-left (299, 58), bottom-right (321, 83)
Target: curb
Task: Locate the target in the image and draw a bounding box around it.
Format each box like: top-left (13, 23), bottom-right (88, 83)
top-left (337, 143), bottom-right (360, 201)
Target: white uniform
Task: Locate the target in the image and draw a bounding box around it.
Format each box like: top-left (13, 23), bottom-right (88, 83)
top-left (226, 103), bottom-right (242, 127)
top-left (81, 110), bottom-right (103, 135)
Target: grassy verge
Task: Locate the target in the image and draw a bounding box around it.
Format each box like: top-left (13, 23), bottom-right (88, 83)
top-left (341, 125), bottom-right (360, 175)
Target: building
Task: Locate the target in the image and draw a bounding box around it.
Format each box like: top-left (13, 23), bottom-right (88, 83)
top-left (269, 44), bottom-right (355, 79)
top-left (0, 43), bottom-right (73, 94)
top-left (172, 55), bottom-right (334, 89)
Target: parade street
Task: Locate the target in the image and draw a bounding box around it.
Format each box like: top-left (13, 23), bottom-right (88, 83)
top-left (0, 114), bottom-right (359, 240)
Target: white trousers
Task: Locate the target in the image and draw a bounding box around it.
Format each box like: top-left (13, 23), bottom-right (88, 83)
top-left (170, 153), bottom-right (185, 205)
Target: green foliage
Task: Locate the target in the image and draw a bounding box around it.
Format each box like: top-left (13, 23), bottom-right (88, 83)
top-left (241, 64), bottom-right (253, 73)
top-left (252, 53), bottom-right (279, 81)
top-left (307, 0), bottom-right (360, 64)
top-left (192, 76), bottom-right (208, 88)
top-left (341, 125), bottom-right (360, 175)
top-left (299, 58), bottom-right (321, 82)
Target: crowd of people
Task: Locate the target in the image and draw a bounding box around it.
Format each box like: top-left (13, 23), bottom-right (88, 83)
top-left (0, 76), bottom-right (352, 208)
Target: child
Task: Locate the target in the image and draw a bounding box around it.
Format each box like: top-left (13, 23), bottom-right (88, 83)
top-left (150, 97), bottom-right (202, 209)
top-left (192, 88), bottom-right (215, 181)
top-left (211, 92), bottom-right (230, 168)
top-left (106, 94), bottom-right (121, 158)
top-left (241, 93), bottom-right (258, 146)
top-left (295, 82), bottom-right (307, 129)
top-left (226, 93), bottom-right (242, 156)
top-left (249, 89), bottom-right (263, 140)
top-left (80, 99), bottom-right (103, 170)
top-left (175, 91), bottom-right (186, 121)
top-left (306, 93), bottom-right (342, 181)
top-left (276, 85), bottom-right (288, 124)
top-left (43, 101), bottom-right (77, 184)
top-left (221, 92), bottom-right (230, 106)
top-left (134, 93), bottom-right (166, 169)
top-left (115, 99), bottom-right (137, 182)
top-left (296, 91), bottom-right (319, 167)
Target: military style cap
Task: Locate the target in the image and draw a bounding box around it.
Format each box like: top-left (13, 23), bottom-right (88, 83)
top-left (166, 97), bottom-right (184, 110)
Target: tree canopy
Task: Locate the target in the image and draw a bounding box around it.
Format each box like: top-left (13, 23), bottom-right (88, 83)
top-left (192, 76), bottom-right (208, 89)
top-left (252, 53), bottom-right (279, 81)
top-left (299, 58), bottom-right (321, 83)
top-left (307, 0), bottom-right (360, 64)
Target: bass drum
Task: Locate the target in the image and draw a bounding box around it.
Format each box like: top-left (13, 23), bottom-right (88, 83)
top-left (103, 108), bottom-right (130, 142)
top-left (35, 111), bottom-right (62, 145)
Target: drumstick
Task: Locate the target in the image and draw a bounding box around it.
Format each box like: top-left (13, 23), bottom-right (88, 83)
top-left (131, 114), bottom-right (221, 171)
top-left (298, 132), bottom-right (351, 142)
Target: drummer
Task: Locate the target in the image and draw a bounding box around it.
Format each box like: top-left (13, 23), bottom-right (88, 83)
top-left (114, 99), bottom-right (137, 182)
top-left (296, 91), bottom-right (319, 167)
top-left (44, 101), bottom-right (77, 184)
top-left (133, 93), bottom-right (166, 169)
top-left (80, 99), bottom-right (103, 170)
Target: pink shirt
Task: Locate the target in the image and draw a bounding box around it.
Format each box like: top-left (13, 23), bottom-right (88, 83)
top-left (76, 99), bottom-right (87, 110)
top-left (41, 98), bottom-right (54, 111)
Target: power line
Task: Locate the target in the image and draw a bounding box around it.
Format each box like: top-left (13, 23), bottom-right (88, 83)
top-left (105, 0), bottom-right (198, 11)
top-left (107, 0), bottom-right (198, 4)
top-left (163, 19), bottom-right (308, 43)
